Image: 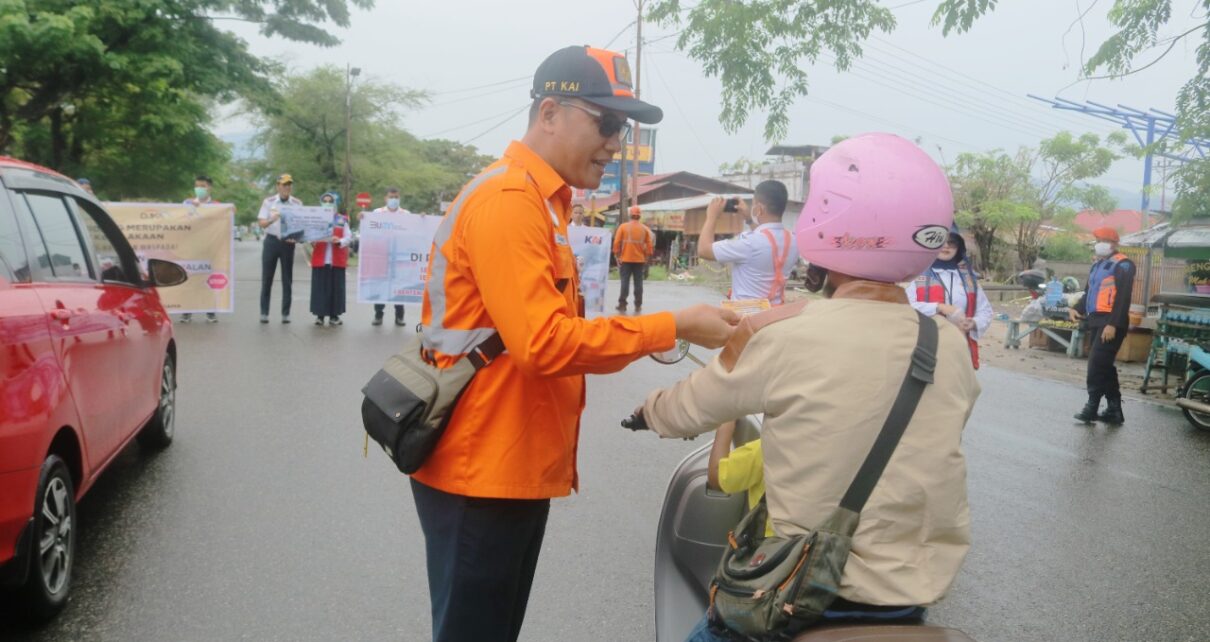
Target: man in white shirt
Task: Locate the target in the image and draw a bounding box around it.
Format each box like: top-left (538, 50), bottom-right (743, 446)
top-left (257, 174), bottom-right (303, 324)
top-left (698, 180), bottom-right (799, 305)
top-left (181, 174), bottom-right (218, 323)
top-left (358, 186), bottom-right (407, 326)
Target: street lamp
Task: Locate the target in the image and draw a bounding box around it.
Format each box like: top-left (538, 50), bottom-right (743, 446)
top-left (344, 65), bottom-right (361, 212)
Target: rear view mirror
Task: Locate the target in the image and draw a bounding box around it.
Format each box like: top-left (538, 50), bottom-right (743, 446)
top-left (651, 339), bottom-right (691, 364)
top-left (147, 259), bottom-right (188, 287)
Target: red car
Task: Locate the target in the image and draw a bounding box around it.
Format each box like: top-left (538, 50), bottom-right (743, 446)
top-left (0, 157), bottom-right (186, 619)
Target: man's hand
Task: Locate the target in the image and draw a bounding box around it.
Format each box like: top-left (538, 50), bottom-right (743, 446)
top-left (959, 318), bottom-right (976, 333)
top-left (1102, 325), bottom-right (1117, 342)
top-left (736, 198), bottom-right (750, 220)
top-left (673, 304), bottom-right (740, 348)
top-left (705, 196), bottom-right (724, 220)
top-left (357, 211), bottom-right (367, 221)
top-left (1068, 308), bottom-right (1083, 323)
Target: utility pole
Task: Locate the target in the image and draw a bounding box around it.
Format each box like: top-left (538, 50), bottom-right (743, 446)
top-left (344, 64), bottom-right (361, 213)
top-left (631, 0), bottom-right (644, 220)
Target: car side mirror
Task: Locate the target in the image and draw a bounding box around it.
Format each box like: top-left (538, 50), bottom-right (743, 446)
top-left (650, 338), bottom-right (691, 364)
top-left (147, 259), bottom-right (188, 287)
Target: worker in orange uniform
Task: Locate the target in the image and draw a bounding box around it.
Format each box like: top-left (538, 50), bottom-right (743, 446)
top-left (614, 204), bottom-right (654, 312)
top-left (1069, 226), bottom-right (1134, 425)
top-left (409, 45), bottom-right (739, 642)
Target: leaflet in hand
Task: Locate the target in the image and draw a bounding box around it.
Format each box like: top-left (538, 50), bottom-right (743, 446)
top-left (722, 299), bottom-right (772, 317)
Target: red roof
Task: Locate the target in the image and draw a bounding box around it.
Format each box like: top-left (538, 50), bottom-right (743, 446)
top-left (1073, 209), bottom-right (1162, 236)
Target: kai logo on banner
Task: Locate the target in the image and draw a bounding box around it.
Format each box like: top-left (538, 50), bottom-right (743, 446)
top-left (356, 210), bottom-right (442, 304)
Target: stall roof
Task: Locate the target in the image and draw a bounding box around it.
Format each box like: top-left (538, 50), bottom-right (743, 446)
top-left (1120, 222), bottom-right (1173, 248)
top-left (634, 193), bottom-right (753, 212)
top-left (1120, 223), bottom-right (1210, 259)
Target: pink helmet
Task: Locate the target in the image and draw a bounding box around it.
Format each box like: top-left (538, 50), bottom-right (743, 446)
top-left (795, 133), bottom-right (954, 283)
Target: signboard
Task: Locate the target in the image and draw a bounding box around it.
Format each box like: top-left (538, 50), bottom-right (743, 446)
top-left (279, 205), bottom-right (336, 242)
top-left (568, 226), bottom-right (613, 317)
top-left (103, 202), bottom-right (235, 313)
top-left (356, 210), bottom-right (442, 304)
top-left (597, 128), bottom-right (657, 196)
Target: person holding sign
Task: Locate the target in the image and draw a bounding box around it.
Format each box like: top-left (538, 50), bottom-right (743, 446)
top-left (310, 192), bottom-right (353, 326)
top-left (698, 181), bottom-right (797, 309)
top-left (257, 174), bottom-right (303, 324)
top-left (180, 174), bottom-right (221, 324)
top-left (359, 187), bottom-right (408, 326)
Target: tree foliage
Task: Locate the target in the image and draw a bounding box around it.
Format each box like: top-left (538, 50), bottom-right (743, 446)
top-left (950, 131), bottom-right (1124, 274)
top-left (0, 0), bottom-right (370, 201)
top-left (255, 66), bottom-right (494, 214)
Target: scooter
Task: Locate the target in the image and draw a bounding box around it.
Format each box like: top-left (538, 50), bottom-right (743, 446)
top-left (628, 342), bottom-right (978, 642)
top-left (1174, 343), bottom-right (1210, 430)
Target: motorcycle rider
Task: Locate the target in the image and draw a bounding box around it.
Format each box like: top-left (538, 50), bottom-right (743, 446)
top-left (636, 134), bottom-right (980, 640)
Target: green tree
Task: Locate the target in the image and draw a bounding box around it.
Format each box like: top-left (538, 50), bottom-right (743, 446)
top-left (949, 149), bottom-right (1034, 274)
top-left (0, 0), bottom-right (371, 198)
top-left (255, 67), bottom-right (494, 214)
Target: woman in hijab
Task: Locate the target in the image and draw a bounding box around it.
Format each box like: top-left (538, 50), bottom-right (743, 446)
top-left (310, 192), bottom-right (353, 326)
top-left (906, 225), bottom-right (994, 368)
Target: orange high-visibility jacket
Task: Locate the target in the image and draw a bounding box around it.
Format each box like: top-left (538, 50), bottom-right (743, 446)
top-left (614, 219), bottom-right (654, 264)
top-left (412, 141), bottom-right (677, 499)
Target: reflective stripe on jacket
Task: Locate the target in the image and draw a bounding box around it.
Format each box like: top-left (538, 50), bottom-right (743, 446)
top-left (614, 219), bottom-right (653, 264)
top-left (412, 140), bottom-right (677, 499)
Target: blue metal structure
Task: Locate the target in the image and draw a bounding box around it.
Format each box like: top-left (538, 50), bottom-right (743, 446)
top-left (1028, 96), bottom-right (1209, 213)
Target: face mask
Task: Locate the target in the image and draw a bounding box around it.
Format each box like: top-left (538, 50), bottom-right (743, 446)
top-left (386, 197), bottom-right (400, 210)
top-left (1094, 242), bottom-right (1112, 257)
top-left (322, 202), bottom-right (336, 211)
top-left (194, 187), bottom-right (208, 199)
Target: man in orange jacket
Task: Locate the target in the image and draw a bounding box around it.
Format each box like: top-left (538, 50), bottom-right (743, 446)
top-left (410, 45), bottom-right (738, 642)
top-left (615, 204), bottom-right (654, 312)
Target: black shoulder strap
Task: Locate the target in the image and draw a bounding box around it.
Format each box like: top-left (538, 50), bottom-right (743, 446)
top-left (465, 333), bottom-right (505, 370)
top-left (839, 311), bottom-right (938, 513)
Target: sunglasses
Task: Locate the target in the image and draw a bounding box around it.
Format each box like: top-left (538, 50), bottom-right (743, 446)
top-left (559, 100), bottom-right (631, 140)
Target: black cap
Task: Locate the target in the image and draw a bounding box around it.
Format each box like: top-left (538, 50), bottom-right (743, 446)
top-left (531, 45), bottom-right (663, 124)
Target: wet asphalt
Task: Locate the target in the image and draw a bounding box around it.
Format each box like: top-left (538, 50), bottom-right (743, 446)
top-left (2, 241), bottom-right (1208, 642)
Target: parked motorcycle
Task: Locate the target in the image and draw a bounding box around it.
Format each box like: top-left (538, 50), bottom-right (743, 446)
top-left (628, 344), bottom-right (977, 641)
top-left (1175, 344), bottom-right (1210, 430)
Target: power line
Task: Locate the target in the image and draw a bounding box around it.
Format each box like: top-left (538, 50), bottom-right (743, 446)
top-left (422, 103), bottom-right (531, 138)
top-left (425, 79), bottom-right (532, 108)
top-left (461, 104), bottom-right (529, 145)
top-left (803, 95), bottom-right (979, 151)
top-left (431, 75), bottom-right (532, 96)
top-left (647, 54), bottom-right (717, 168)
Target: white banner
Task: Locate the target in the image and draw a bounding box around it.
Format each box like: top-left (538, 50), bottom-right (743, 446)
top-left (357, 210), bottom-right (442, 304)
top-left (569, 226), bottom-right (613, 317)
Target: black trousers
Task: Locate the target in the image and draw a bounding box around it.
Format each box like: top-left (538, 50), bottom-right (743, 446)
top-left (410, 479), bottom-right (550, 642)
top-left (373, 303), bottom-right (404, 320)
top-left (260, 235), bottom-right (295, 316)
top-left (1087, 324), bottom-right (1126, 402)
top-left (618, 261), bottom-right (645, 307)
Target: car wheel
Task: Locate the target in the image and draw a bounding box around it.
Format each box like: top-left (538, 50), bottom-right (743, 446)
top-left (17, 455), bottom-right (76, 620)
top-left (138, 356), bottom-right (176, 450)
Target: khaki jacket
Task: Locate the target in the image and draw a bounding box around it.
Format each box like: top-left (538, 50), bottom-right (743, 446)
top-left (642, 281), bottom-right (979, 606)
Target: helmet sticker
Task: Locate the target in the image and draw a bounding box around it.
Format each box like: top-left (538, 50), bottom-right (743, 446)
top-left (913, 225), bottom-right (949, 250)
top-left (832, 234), bottom-right (888, 250)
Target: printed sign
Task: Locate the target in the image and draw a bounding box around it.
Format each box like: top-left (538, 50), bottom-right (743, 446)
top-left (280, 205), bottom-right (336, 243)
top-left (568, 226), bottom-right (613, 317)
top-left (357, 210), bottom-right (442, 304)
top-left (103, 202), bottom-right (235, 313)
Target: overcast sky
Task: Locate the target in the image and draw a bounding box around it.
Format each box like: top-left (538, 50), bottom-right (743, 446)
top-left (216, 0), bottom-right (1205, 207)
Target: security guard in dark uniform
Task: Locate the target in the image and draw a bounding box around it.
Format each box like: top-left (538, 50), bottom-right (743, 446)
top-left (1069, 227), bottom-right (1135, 424)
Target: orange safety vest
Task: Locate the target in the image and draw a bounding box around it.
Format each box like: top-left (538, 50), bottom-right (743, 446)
top-left (614, 219), bottom-right (653, 264)
top-left (760, 228), bottom-right (792, 305)
top-left (309, 215), bottom-right (349, 268)
top-left (413, 141), bottom-right (677, 500)
top-left (916, 266), bottom-right (980, 369)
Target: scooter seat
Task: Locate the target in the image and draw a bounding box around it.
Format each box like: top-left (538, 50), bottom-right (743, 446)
top-left (793, 624), bottom-right (977, 641)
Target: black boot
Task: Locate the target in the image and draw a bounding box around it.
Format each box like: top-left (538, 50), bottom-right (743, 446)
top-left (1098, 398), bottom-right (1125, 425)
top-left (1074, 397), bottom-right (1101, 423)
